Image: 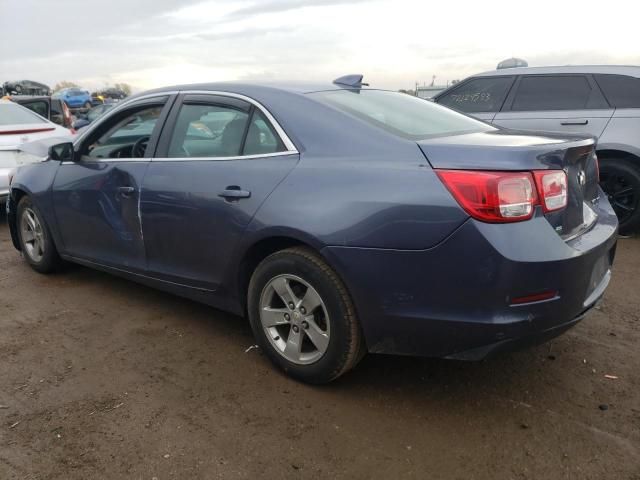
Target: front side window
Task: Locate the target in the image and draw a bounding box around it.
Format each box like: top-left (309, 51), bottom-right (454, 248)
top-left (311, 89), bottom-right (494, 140)
top-left (82, 105), bottom-right (164, 159)
top-left (512, 75), bottom-right (593, 111)
top-left (0, 102), bottom-right (47, 125)
top-left (438, 77), bottom-right (514, 113)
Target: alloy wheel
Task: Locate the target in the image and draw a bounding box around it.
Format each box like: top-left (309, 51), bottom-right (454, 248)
top-left (259, 274), bottom-right (330, 365)
top-left (600, 169), bottom-right (638, 225)
top-left (20, 207), bottom-right (45, 262)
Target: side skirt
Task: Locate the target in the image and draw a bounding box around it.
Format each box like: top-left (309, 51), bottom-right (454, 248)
top-left (60, 254), bottom-right (244, 316)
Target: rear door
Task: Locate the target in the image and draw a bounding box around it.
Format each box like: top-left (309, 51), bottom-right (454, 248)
top-left (435, 76), bottom-right (515, 123)
top-left (493, 74), bottom-right (614, 137)
top-left (140, 93), bottom-right (299, 291)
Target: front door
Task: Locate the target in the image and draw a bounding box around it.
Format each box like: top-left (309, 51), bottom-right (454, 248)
top-left (140, 93), bottom-right (299, 291)
top-left (52, 96), bottom-right (173, 271)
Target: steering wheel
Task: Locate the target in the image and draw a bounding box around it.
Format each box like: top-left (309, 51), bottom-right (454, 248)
top-left (132, 136), bottom-right (150, 158)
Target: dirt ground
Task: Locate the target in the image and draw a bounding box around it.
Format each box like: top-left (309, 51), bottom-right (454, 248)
top-left (0, 212), bottom-right (638, 480)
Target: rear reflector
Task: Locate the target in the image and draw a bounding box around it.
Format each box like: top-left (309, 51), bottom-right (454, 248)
top-left (533, 170), bottom-right (567, 213)
top-left (510, 290), bottom-right (558, 305)
top-left (0, 127), bottom-right (56, 135)
top-left (436, 170), bottom-right (537, 223)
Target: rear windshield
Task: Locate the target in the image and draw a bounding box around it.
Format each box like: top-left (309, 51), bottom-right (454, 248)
top-left (0, 102), bottom-right (47, 125)
top-left (310, 89), bottom-right (494, 140)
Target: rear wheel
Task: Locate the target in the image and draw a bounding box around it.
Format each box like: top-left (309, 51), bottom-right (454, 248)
top-left (247, 247), bottom-right (365, 384)
top-left (17, 196), bottom-right (62, 273)
top-left (599, 158), bottom-right (640, 234)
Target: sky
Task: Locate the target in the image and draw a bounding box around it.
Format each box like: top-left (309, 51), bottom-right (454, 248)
top-left (2, 0), bottom-right (640, 92)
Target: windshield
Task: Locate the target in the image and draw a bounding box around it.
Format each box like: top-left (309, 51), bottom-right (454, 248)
top-left (310, 89), bottom-right (494, 140)
top-left (0, 102), bottom-right (47, 125)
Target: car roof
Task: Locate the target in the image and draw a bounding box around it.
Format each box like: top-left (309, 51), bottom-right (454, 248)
top-left (133, 81), bottom-right (366, 99)
top-left (472, 65), bottom-right (640, 78)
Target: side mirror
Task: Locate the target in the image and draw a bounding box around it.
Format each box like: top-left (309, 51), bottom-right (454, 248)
top-left (48, 142), bottom-right (75, 162)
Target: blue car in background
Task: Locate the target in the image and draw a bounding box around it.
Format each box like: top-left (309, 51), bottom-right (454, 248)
top-left (6, 76), bottom-right (618, 383)
top-left (53, 87), bottom-right (92, 109)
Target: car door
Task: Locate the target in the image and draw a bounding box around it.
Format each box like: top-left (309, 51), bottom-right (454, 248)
top-left (52, 95), bottom-right (174, 271)
top-left (435, 76), bottom-right (515, 123)
top-left (493, 74), bottom-right (614, 137)
top-left (140, 93), bottom-right (299, 291)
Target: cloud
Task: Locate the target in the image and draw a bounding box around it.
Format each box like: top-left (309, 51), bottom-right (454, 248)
top-left (1, 0), bottom-right (639, 93)
top-left (225, 0), bottom-right (373, 19)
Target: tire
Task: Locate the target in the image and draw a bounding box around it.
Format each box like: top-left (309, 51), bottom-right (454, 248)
top-left (84, 101), bottom-right (92, 109)
top-left (16, 196), bottom-right (63, 273)
top-left (599, 157), bottom-right (640, 234)
top-left (247, 247), bottom-right (365, 384)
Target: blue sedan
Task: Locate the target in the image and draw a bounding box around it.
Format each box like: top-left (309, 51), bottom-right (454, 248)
top-left (6, 76), bottom-right (618, 383)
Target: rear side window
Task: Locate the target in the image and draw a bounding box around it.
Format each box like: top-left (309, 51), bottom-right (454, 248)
top-left (242, 109), bottom-right (285, 155)
top-left (512, 75), bottom-right (599, 111)
top-left (21, 100), bottom-right (49, 119)
top-left (594, 74), bottom-right (640, 108)
top-left (0, 103), bottom-right (47, 125)
top-left (168, 104), bottom-right (250, 157)
top-left (437, 76), bottom-right (514, 113)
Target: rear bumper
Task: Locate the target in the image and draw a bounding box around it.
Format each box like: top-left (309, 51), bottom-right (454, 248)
top-left (322, 196), bottom-right (618, 359)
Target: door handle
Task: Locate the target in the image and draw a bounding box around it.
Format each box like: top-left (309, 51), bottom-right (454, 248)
top-left (219, 186), bottom-right (251, 201)
top-left (560, 120), bottom-right (589, 126)
top-left (117, 186), bottom-right (135, 197)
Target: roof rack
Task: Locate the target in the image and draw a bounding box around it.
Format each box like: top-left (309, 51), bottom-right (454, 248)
top-left (333, 74), bottom-right (369, 88)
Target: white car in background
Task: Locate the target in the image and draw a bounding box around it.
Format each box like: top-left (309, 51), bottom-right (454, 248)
top-left (0, 99), bottom-right (72, 204)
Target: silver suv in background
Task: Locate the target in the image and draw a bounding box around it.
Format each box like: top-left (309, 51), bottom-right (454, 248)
top-left (434, 66), bottom-right (640, 234)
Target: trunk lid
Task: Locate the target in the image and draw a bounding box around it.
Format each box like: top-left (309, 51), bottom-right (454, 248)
top-left (418, 129), bottom-right (600, 240)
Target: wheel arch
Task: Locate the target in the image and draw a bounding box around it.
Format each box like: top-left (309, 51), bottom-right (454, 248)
top-left (236, 234), bottom-right (322, 309)
top-left (596, 146), bottom-right (640, 165)
top-left (7, 187), bottom-right (30, 250)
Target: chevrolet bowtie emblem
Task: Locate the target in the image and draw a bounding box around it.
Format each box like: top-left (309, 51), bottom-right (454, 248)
top-left (578, 170), bottom-right (586, 186)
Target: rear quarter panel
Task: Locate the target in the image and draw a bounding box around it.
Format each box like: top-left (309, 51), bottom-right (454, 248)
top-left (243, 151), bottom-right (468, 250)
top-left (598, 109), bottom-right (640, 158)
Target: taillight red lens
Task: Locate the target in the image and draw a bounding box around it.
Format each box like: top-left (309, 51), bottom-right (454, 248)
top-left (436, 170), bottom-right (538, 223)
top-left (533, 170), bottom-right (567, 213)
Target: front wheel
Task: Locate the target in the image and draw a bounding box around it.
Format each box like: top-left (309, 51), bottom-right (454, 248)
top-left (599, 157), bottom-right (640, 234)
top-left (247, 247), bottom-right (365, 384)
top-left (17, 196), bottom-right (62, 273)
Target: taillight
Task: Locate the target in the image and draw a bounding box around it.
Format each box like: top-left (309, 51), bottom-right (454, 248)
top-left (437, 169), bottom-right (569, 223)
top-left (0, 127), bottom-right (56, 135)
top-left (436, 170), bottom-right (538, 223)
top-left (533, 170), bottom-right (567, 213)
